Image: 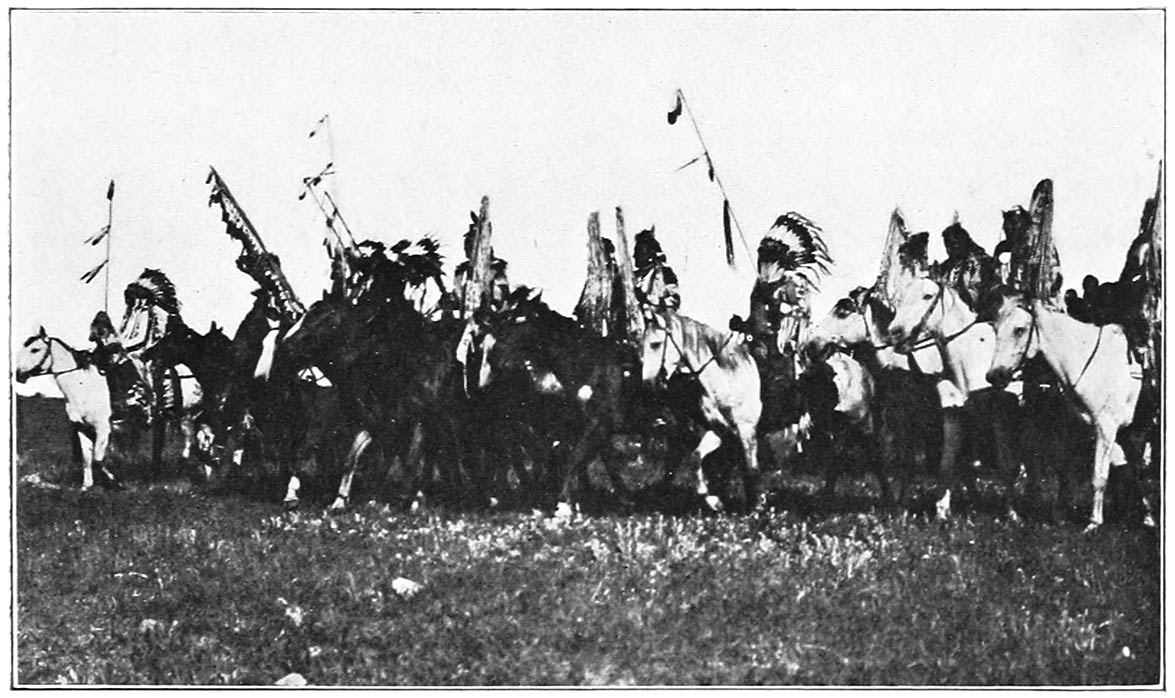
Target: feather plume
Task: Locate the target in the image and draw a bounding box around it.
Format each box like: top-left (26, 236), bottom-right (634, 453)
top-left (723, 199), bottom-right (735, 267)
top-left (80, 260), bottom-right (107, 284)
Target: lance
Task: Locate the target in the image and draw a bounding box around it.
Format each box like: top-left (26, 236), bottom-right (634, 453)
top-left (667, 88), bottom-right (754, 268)
top-left (104, 180), bottom-right (114, 314)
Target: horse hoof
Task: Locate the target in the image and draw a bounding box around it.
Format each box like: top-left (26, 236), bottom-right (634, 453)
top-left (554, 502), bottom-right (574, 521)
top-left (703, 495), bottom-right (723, 512)
top-left (1142, 514), bottom-right (1156, 528)
top-left (327, 499), bottom-right (347, 513)
top-left (1082, 522), bottom-right (1101, 534)
top-left (1006, 508), bottom-right (1022, 525)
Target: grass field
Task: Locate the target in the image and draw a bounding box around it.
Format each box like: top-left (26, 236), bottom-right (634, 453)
top-left (13, 396), bottom-right (1164, 686)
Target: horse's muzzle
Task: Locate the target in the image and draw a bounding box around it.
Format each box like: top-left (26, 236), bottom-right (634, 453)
top-left (986, 366), bottom-right (1013, 388)
top-left (14, 370), bottom-right (29, 384)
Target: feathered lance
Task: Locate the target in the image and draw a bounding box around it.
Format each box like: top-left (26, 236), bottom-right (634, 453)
top-left (667, 88), bottom-right (753, 269)
top-left (80, 180), bottom-right (116, 313)
top-left (613, 207), bottom-right (645, 345)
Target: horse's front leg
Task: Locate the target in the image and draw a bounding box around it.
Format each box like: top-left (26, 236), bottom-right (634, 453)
top-left (937, 407), bottom-right (966, 520)
top-left (738, 424), bottom-right (762, 511)
top-left (988, 393), bottom-right (1023, 523)
top-left (76, 426), bottom-right (96, 491)
top-left (686, 430), bottom-right (724, 512)
top-left (1087, 431), bottom-right (1115, 533)
top-left (330, 428), bottom-right (373, 512)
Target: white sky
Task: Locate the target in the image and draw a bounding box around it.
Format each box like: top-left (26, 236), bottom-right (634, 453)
top-left (10, 10), bottom-right (1164, 396)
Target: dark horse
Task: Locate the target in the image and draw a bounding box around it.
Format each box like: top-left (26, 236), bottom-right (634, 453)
top-left (473, 287), bottom-right (640, 513)
top-left (140, 321), bottom-right (234, 479)
top-left (211, 291), bottom-right (349, 504)
top-left (279, 288), bottom-right (471, 511)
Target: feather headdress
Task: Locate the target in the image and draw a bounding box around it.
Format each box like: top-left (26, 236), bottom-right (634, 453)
top-left (757, 212), bottom-right (832, 287)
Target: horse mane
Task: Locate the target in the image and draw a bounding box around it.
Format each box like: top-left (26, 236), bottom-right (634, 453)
top-left (670, 313), bottom-right (744, 370)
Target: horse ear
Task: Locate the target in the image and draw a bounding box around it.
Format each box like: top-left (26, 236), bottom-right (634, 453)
top-left (38, 326), bottom-right (47, 338)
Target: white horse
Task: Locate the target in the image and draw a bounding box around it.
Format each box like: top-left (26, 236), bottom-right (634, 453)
top-left (640, 311), bottom-right (762, 511)
top-left (985, 291), bottom-right (1153, 531)
top-left (882, 277), bottom-right (1023, 521)
top-left (15, 328), bottom-right (120, 490)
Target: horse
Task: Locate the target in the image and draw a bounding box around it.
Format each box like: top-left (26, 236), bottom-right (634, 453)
top-left (641, 311), bottom-right (762, 511)
top-left (882, 276), bottom-right (1029, 521)
top-left (473, 288), bottom-right (638, 512)
top-left (140, 321), bottom-right (235, 480)
top-left (805, 288), bottom-right (946, 507)
top-left (983, 290), bottom-right (1153, 531)
top-left (15, 328), bottom-right (121, 490)
top-left (206, 292), bottom-right (351, 508)
top-left (278, 293), bottom-right (469, 511)
top-left (795, 351), bottom-right (895, 505)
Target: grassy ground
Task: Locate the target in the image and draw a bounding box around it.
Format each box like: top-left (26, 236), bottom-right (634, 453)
top-left (13, 396), bottom-right (1164, 686)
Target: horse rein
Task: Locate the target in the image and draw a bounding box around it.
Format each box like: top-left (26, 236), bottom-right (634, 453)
top-left (657, 318), bottom-right (735, 380)
top-left (891, 280), bottom-right (979, 354)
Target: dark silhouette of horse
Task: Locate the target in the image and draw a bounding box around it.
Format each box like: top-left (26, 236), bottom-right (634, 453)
top-left (141, 321), bottom-right (235, 479)
top-left (210, 292), bottom-right (350, 505)
top-left (473, 287), bottom-right (639, 513)
top-left (279, 291), bottom-right (471, 510)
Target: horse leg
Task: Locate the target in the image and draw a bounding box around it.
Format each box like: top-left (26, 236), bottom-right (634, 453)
top-left (283, 475), bottom-right (302, 510)
top-left (1086, 429), bottom-right (1116, 532)
top-left (179, 414), bottom-right (195, 462)
top-left (76, 427), bottom-right (96, 491)
top-left (151, 413), bottom-right (166, 478)
top-left (989, 398), bottom-right (1022, 523)
top-left (686, 430), bottom-right (725, 512)
top-left (937, 407), bottom-right (966, 521)
top-left (739, 424), bottom-right (762, 511)
top-left (555, 423), bottom-right (608, 517)
top-left (330, 428), bottom-right (373, 512)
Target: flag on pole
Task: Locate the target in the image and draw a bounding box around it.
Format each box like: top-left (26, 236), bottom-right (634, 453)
top-left (81, 260), bottom-right (107, 283)
top-left (667, 92), bottom-right (683, 125)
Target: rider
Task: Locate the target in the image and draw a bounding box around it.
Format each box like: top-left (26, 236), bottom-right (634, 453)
top-left (88, 310), bottom-right (151, 423)
top-left (934, 221), bottom-right (996, 310)
top-left (633, 227), bottom-right (681, 314)
top-left (452, 216), bottom-right (510, 316)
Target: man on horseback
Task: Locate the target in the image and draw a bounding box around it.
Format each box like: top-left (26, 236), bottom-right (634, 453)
top-left (934, 221), bottom-right (997, 310)
top-left (88, 310), bottom-right (151, 426)
top-left (633, 227), bottom-right (681, 314)
top-left (452, 212), bottom-right (510, 316)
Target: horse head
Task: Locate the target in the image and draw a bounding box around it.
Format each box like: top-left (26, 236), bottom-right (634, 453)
top-left (639, 312), bottom-right (681, 385)
top-left (15, 327), bottom-right (51, 383)
top-left (805, 286), bottom-right (877, 361)
top-left (984, 290), bottom-right (1037, 387)
top-left (885, 275), bottom-right (948, 351)
top-left (279, 299), bottom-right (350, 371)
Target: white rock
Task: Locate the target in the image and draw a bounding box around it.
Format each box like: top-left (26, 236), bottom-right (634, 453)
top-left (275, 672), bottom-right (307, 686)
top-left (392, 577), bottom-right (422, 598)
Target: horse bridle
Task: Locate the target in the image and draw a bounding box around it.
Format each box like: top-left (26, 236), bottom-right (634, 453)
top-left (655, 318), bottom-right (734, 380)
top-left (21, 336), bottom-right (85, 378)
top-left (893, 279), bottom-right (980, 353)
